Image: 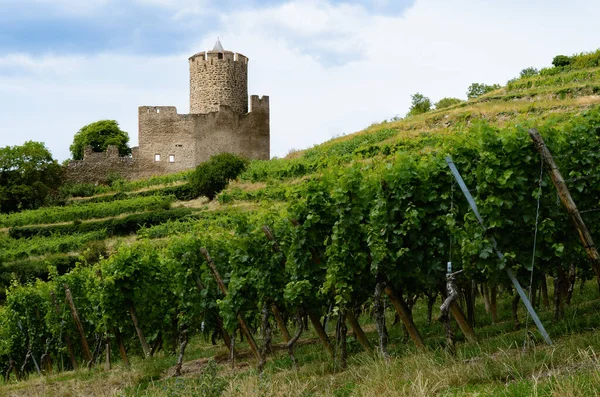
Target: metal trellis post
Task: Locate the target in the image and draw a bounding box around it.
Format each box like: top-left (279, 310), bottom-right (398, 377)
top-left (445, 156), bottom-right (552, 345)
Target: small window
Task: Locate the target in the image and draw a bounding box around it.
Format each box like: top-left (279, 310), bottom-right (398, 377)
top-left (155, 154), bottom-right (161, 162)
top-left (169, 155), bottom-right (175, 163)
top-left (218, 52), bottom-right (223, 60)
top-left (175, 144), bottom-right (183, 148)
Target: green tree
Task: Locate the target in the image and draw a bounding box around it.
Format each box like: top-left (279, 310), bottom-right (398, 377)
top-left (467, 83), bottom-right (500, 99)
top-left (407, 93), bottom-right (432, 116)
top-left (189, 153), bottom-right (248, 200)
top-left (0, 141), bottom-right (63, 213)
top-left (552, 55), bottom-right (572, 68)
top-left (520, 67), bottom-right (539, 78)
top-left (435, 97), bottom-right (463, 110)
top-left (70, 120), bottom-right (131, 160)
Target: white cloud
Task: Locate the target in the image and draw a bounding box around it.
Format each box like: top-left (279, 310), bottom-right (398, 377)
top-left (2, 0), bottom-right (600, 161)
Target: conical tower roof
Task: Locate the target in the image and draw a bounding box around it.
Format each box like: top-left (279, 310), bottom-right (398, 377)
top-left (213, 38), bottom-right (224, 52)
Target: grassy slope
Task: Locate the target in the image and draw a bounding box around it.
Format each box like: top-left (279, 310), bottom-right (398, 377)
top-left (4, 63), bottom-right (600, 396)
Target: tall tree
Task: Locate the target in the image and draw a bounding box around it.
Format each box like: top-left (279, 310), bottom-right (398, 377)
top-left (0, 141), bottom-right (62, 213)
top-left (70, 120), bottom-right (131, 160)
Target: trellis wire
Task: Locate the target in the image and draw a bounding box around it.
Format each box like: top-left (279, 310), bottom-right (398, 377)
top-left (523, 159), bottom-right (544, 352)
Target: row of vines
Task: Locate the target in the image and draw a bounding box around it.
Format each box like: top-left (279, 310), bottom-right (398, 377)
top-left (3, 107), bottom-right (600, 381)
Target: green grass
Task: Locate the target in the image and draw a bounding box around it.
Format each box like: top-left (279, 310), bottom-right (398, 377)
top-left (4, 278), bottom-right (600, 396)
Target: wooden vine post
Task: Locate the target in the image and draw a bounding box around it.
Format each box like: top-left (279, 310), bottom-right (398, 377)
top-left (128, 302), bottom-right (151, 357)
top-left (529, 128), bottom-right (600, 283)
top-left (307, 311), bottom-right (335, 359)
top-left (346, 310), bottom-right (373, 353)
top-left (63, 284), bottom-right (93, 363)
top-left (49, 291), bottom-right (78, 370)
top-left (193, 275), bottom-right (233, 351)
top-left (383, 284), bottom-right (426, 351)
top-left (261, 225), bottom-right (294, 343)
top-left (200, 248), bottom-right (262, 363)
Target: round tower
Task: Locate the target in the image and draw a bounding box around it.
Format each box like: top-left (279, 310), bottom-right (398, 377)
top-left (188, 39), bottom-right (249, 114)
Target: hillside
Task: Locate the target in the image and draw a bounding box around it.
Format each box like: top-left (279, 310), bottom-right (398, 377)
top-left (3, 50), bottom-right (600, 396)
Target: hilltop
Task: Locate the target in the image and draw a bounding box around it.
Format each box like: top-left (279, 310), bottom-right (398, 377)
top-left (3, 49), bottom-right (600, 396)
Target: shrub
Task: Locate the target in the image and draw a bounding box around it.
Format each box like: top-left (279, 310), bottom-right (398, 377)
top-left (60, 183), bottom-right (97, 198)
top-left (467, 83), bottom-right (501, 99)
top-left (552, 55), bottom-right (572, 68)
top-left (435, 97), bottom-right (463, 110)
top-left (407, 93), bottom-right (432, 116)
top-left (520, 67), bottom-right (539, 78)
top-left (189, 153), bottom-right (248, 200)
top-left (571, 49), bottom-right (600, 69)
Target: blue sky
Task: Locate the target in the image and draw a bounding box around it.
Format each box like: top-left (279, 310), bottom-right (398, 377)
top-left (0, 0), bottom-right (413, 56)
top-left (1, 0), bottom-right (600, 161)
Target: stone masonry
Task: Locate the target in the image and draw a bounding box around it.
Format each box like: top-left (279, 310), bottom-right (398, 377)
top-left (66, 39), bottom-right (270, 184)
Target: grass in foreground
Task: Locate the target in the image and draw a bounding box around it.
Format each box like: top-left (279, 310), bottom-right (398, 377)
top-left (3, 280), bottom-right (600, 396)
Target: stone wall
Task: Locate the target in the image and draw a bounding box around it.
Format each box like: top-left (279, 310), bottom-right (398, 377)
top-left (65, 96), bottom-right (269, 183)
top-left (139, 95), bottom-right (269, 168)
top-left (65, 146), bottom-right (143, 184)
top-left (189, 51), bottom-right (248, 114)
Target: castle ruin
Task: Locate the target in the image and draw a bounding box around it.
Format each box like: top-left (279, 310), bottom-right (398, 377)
top-left (66, 39), bottom-right (270, 183)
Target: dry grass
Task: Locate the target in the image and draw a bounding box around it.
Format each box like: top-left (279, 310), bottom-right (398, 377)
top-left (1, 365), bottom-right (141, 397)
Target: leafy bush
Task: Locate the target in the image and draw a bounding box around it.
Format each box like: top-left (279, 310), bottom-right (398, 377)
top-left (520, 67), bottom-right (539, 78)
top-left (189, 153), bottom-right (249, 200)
top-left (467, 83), bottom-right (501, 99)
top-left (407, 92), bottom-right (431, 116)
top-left (60, 183), bottom-right (97, 198)
top-left (571, 49), bottom-right (600, 69)
top-left (435, 97), bottom-right (463, 110)
top-left (552, 55), bottom-right (572, 68)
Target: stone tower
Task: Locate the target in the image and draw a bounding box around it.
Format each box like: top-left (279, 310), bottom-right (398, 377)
top-left (188, 39), bottom-right (249, 114)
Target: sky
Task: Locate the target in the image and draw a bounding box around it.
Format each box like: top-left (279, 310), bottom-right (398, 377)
top-left (1, 0), bottom-right (599, 161)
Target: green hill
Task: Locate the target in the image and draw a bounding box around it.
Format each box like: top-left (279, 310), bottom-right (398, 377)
top-left (4, 49), bottom-right (600, 396)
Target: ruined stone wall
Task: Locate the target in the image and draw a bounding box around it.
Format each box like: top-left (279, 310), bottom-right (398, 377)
top-left (139, 95), bottom-right (269, 168)
top-left (66, 96), bottom-right (269, 183)
top-left (65, 146), bottom-right (141, 184)
top-left (189, 51), bottom-right (248, 114)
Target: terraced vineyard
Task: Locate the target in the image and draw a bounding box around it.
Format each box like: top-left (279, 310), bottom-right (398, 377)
top-left (4, 51), bottom-right (600, 396)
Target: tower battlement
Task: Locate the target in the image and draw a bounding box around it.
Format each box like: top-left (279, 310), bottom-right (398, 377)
top-left (189, 40), bottom-right (249, 114)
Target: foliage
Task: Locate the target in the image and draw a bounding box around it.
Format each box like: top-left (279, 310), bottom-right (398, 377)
top-left (434, 97), bottom-right (463, 110)
top-left (189, 153), bottom-right (249, 200)
top-left (467, 83), bottom-right (501, 99)
top-left (8, 208), bottom-right (191, 239)
top-left (407, 93), bottom-right (432, 116)
top-left (70, 120), bottom-right (130, 160)
top-left (0, 141), bottom-right (63, 214)
top-left (0, 195), bottom-right (173, 227)
top-left (552, 55), bottom-right (572, 68)
top-left (520, 67), bottom-right (539, 78)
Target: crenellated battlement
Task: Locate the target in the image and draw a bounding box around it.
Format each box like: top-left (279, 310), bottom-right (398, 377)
top-left (139, 106), bottom-right (178, 116)
top-left (189, 51), bottom-right (248, 64)
top-left (250, 95), bottom-right (269, 113)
